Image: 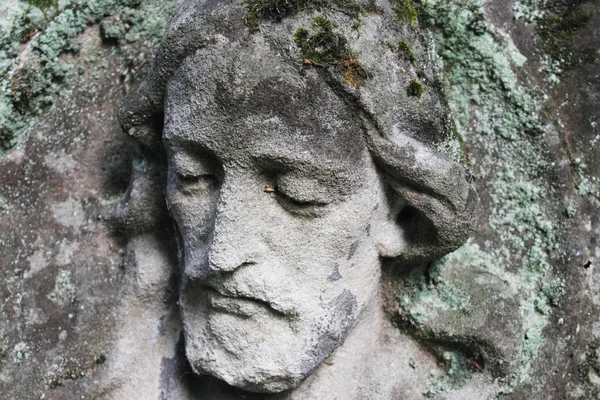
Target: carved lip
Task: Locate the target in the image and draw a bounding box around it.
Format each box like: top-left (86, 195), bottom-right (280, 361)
top-left (201, 285), bottom-right (290, 318)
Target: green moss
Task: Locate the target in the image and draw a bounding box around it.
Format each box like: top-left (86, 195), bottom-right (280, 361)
top-left (391, 0), bottom-right (419, 28)
top-left (397, 40), bottom-right (415, 64)
top-left (407, 78), bottom-right (424, 96)
top-left (362, 0), bottom-right (382, 14)
top-left (293, 16), bottom-right (370, 86)
top-left (242, 0), bottom-right (367, 32)
top-left (294, 17), bottom-right (344, 64)
top-left (243, 0), bottom-right (314, 31)
top-left (386, 39), bottom-right (416, 66)
top-left (241, 0), bottom-right (385, 32)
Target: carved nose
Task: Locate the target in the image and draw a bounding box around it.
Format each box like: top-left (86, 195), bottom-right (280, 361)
top-left (206, 225), bottom-right (262, 272)
top-left (205, 182), bottom-right (266, 273)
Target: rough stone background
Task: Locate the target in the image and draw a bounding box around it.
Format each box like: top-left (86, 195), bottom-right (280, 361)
top-left (0, 0), bottom-right (599, 399)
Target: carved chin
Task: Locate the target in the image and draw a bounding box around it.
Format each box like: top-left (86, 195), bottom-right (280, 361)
top-left (186, 345), bottom-right (307, 393)
top-left (181, 290), bottom-right (358, 393)
top-left (181, 290), bottom-right (357, 393)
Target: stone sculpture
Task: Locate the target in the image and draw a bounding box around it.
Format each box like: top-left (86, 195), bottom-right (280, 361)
top-left (113, 0), bottom-right (478, 396)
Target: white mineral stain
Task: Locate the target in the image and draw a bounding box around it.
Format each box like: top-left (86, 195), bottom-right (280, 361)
top-left (25, 305), bottom-right (48, 326)
top-left (44, 151), bottom-right (76, 175)
top-left (51, 198), bottom-right (85, 228)
top-left (26, 249), bottom-right (49, 278)
top-left (11, 342), bottom-right (30, 363)
top-left (56, 240), bottom-right (79, 266)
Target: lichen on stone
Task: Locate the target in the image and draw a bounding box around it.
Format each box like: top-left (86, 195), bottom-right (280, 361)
top-left (401, 0), bottom-right (572, 395)
top-left (422, 350), bottom-right (473, 398)
top-left (47, 269), bottom-right (76, 305)
top-left (0, 0), bottom-right (176, 154)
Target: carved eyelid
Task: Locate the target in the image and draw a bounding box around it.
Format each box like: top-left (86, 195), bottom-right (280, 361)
top-left (169, 151), bottom-right (223, 181)
top-left (275, 174), bottom-right (336, 205)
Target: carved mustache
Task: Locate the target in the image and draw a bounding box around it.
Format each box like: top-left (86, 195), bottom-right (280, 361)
top-left (189, 283), bottom-right (298, 318)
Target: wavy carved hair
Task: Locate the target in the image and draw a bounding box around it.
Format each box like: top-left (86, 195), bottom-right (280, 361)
top-left (111, 0), bottom-right (477, 267)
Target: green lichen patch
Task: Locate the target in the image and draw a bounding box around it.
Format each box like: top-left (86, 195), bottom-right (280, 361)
top-left (28, 0), bottom-right (60, 21)
top-left (411, 0), bottom-right (571, 395)
top-left (0, 196), bottom-right (7, 218)
top-left (293, 16), bottom-right (370, 86)
top-left (421, 0), bottom-right (544, 140)
top-left (100, 15), bottom-right (127, 43)
top-left (47, 269), bottom-right (75, 306)
top-left (391, 0), bottom-right (419, 28)
top-left (396, 251), bottom-right (472, 328)
top-left (0, 0), bottom-right (176, 154)
top-left (10, 342), bottom-right (30, 363)
top-left (409, 357), bottom-right (417, 369)
top-left (44, 354), bottom-right (88, 388)
top-left (565, 202), bottom-right (577, 218)
top-left (407, 78), bottom-right (424, 96)
top-left (512, 0), bottom-right (596, 84)
top-left (423, 351), bottom-right (473, 398)
top-left (578, 338), bottom-right (600, 392)
top-left (513, 0), bottom-right (546, 23)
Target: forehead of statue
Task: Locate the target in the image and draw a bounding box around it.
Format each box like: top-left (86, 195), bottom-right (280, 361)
top-left (163, 47), bottom-right (369, 171)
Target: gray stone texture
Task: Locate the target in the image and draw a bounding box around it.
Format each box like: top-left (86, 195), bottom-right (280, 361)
top-left (0, 0), bottom-right (599, 399)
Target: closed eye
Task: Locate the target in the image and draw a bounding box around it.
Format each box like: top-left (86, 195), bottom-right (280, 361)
top-left (176, 173), bottom-right (220, 194)
top-left (274, 188), bottom-right (330, 217)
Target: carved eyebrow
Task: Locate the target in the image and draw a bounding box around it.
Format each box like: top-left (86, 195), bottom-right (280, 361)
top-left (252, 152), bottom-right (350, 178)
top-left (252, 152), bottom-right (359, 196)
top-left (163, 136), bottom-right (218, 159)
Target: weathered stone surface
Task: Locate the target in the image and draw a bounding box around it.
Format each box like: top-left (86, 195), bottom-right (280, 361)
top-left (0, 0), bottom-right (599, 399)
top-left (114, 0), bottom-right (480, 395)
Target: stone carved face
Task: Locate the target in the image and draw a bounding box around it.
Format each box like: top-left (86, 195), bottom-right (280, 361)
top-left (117, 4), bottom-right (478, 394)
top-left (163, 48), bottom-right (401, 393)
